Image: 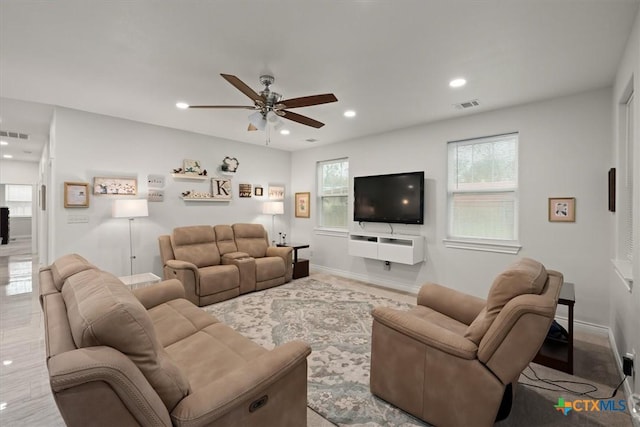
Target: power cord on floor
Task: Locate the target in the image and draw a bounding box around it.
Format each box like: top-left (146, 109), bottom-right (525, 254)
top-left (520, 364), bottom-right (627, 399)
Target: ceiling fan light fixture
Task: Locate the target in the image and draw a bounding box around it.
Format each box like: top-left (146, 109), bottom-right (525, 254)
top-left (176, 102), bottom-right (190, 109)
top-left (248, 111), bottom-right (267, 131)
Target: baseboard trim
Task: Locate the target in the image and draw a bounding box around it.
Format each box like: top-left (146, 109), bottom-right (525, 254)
top-left (310, 264), bottom-right (421, 295)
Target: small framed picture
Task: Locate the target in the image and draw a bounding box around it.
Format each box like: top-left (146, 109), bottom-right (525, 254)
top-left (183, 159), bottom-right (202, 175)
top-left (64, 182), bottom-right (90, 208)
top-left (239, 183), bottom-right (252, 198)
top-left (295, 192), bottom-right (311, 218)
top-left (254, 186), bottom-right (264, 197)
top-left (549, 197), bottom-right (575, 222)
top-left (269, 185), bottom-right (285, 200)
top-left (93, 177), bottom-right (137, 195)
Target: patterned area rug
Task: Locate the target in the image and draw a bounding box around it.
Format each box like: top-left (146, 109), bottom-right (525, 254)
top-left (205, 277), bottom-right (429, 427)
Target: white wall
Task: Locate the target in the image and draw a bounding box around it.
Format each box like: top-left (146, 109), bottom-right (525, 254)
top-left (610, 7), bottom-right (640, 397)
top-left (51, 107), bottom-right (291, 276)
top-left (291, 88), bottom-right (612, 327)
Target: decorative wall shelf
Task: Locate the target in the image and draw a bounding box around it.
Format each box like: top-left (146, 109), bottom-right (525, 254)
top-left (180, 196), bottom-right (227, 202)
top-left (348, 232), bottom-right (425, 265)
top-left (171, 173), bottom-right (208, 181)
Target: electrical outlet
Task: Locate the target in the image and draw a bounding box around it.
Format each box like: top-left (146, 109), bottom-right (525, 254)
top-left (383, 261), bottom-right (391, 271)
top-left (623, 353), bottom-right (634, 376)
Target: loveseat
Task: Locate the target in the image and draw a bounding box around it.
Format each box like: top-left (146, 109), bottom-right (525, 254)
top-left (39, 253), bottom-right (311, 427)
top-left (159, 224), bottom-right (293, 306)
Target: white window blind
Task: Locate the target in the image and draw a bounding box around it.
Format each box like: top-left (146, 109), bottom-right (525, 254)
top-left (4, 184), bottom-right (32, 217)
top-left (447, 133), bottom-right (518, 242)
top-left (317, 158), bottom-right (349, 228)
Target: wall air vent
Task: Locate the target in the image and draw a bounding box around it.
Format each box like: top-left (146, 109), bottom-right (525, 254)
top-left (453, 99), bottom-right (480, 110)
top-left (0, 130), bottom-right (30, 140)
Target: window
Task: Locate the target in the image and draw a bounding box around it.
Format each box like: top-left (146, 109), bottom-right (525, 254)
top-left (446, 133), bottom-right (519, 251)
top-left (317, 158), bottom-right (349, 228)
top-left (614, 90), bottom-right (634, 286)
top-left (4, 184), bottom-right (32, 217)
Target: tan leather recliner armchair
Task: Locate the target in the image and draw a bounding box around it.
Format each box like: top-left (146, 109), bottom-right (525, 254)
top-left (370, 258), bottom-right (563, 427)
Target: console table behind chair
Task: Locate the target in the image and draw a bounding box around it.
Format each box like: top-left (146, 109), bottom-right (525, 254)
top-left (533, 281), bottom-right (575, 374)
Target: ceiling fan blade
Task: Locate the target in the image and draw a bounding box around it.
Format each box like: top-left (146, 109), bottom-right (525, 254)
top-left (188, 105), bottom-right (256, 109)
top-left (281, 110), bottom-right (325, 128)
top-left (221, 74), bottom-right (264, 103)
top-left (277, 93), bottom-right (338, 109)
top-left (248, 123), bottom-right (258, 131)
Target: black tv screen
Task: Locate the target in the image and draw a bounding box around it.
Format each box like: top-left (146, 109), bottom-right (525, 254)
top-left (354, 171), bottom-right (425, 224)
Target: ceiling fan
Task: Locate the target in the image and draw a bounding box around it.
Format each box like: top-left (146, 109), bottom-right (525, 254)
top-left (182, 74), bottom-right (338, 131)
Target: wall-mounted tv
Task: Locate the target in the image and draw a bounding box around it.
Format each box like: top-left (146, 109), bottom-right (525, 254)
top-left (353, 171), bottom-right (425, 224)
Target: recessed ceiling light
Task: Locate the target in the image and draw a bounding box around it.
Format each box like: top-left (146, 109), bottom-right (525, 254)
top-left (344, 110), bottom-right (356, 118)
top-left (176, 102), bottom-right (190, 109)
top-left (279, 129), bottom-right (290, 135)
top-left (3, 154), bottom-right (13, 159)
top-left (0, 140), bottom-right (7, 146)
top-left (449, 78), bottom-right (467, 88)
top-left (2, 360), bottom-right (12, 366)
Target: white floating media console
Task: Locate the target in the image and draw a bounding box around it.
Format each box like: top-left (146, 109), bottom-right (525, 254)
top-left (348, 232), bottom-right (425, 265)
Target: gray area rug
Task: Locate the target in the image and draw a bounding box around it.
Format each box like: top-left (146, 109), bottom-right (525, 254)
top-left (206, 278), bottom-right (427, 426)
top-left (206, 277), bottom-right (632, 427)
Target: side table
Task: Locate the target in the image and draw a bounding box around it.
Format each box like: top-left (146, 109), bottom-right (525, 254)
top-left (532, 281), bottom-right (575, 374)
top-left (276, 243), bottom-right (310, 279)
top-left (119, 272), bottom-right (162, 290)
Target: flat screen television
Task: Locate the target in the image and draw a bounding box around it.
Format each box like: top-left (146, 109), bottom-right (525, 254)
top-left (353, 171), bottom-right (425, 224)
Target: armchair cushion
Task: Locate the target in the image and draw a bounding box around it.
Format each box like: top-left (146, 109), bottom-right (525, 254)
top-left (255, 257), bottom-right (286, 282)
top-left (199, 264), bottom-right (239, 294)
top-left (172, 226), bottom-right (220, 268)
top-left (61, 269), bottom-right (191, 411)
top-left (464, 258), bottom-right (548, 345)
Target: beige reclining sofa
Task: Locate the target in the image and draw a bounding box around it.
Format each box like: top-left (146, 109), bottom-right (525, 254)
top-left (158, 223), bottom-right (293, 306)
top-left (39, 253), bottom-right (311, 427)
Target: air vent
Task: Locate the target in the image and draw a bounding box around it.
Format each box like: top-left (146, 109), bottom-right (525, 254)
top-left (453, 99), bottom-right (480, 110)
top-left (305, 138), bottom-right (318, 143)
top-left (0, 130), bottom-right (29, 140)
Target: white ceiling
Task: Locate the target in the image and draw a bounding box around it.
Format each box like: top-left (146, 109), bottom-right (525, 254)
top-left (0, 0), bottom-right (638, 162)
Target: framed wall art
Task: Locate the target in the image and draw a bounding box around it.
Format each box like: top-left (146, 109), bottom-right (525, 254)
top-left (295, 192), bottom-right (310, 218)
top-left (548, 197), bottom-right (575, 222)
top-left (64, 182), bottom-right (90, 208)
top-left (254, 186), bottom-right (264, 197)
top-left (93, 177), bottom-right (137, 195)
top-left (239, 183), bottom-right (252, 198)
top-left (269, 185), bottom-right (285, 200)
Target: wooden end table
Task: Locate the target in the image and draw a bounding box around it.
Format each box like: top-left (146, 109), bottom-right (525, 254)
top-left (276, 243), bottom-right (310, 279)
top-left (533, 281), bottom-right (575, 374)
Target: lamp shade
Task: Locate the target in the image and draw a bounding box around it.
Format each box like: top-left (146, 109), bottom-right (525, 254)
top-left (112, 199), bottom-right (149, 218)
top-left (248, 111), bottom-right (267, 131)
top-left (262, 201), bottom-right (284, 215)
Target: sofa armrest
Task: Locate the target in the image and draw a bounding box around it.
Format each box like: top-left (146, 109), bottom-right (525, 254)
top-left (170, 340), bottom-right (311, 426)
top-left (164, 260), bottom-right (200, 305)
top-left (265, 246), bottom-right (293, 282)
top-left (372, 306), bottom-right (477, 359)
top-left (417, 282), bottom-right (486, 326)
top-left (133, 279), bottom-right (186, 309)
top-left (221, 252), bottom-right (251, 261)
top-left (48, 346), bottom-right (172, 426)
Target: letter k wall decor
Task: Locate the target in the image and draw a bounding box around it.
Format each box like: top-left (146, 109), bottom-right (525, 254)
top-left (211, 177), bottom-right (232, 200)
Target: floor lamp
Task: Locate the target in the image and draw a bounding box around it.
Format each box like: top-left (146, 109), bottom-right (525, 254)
top-left (112, 199), bottom-right (149, 277)
top-left (262, 201), bottom-right (284, 245)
